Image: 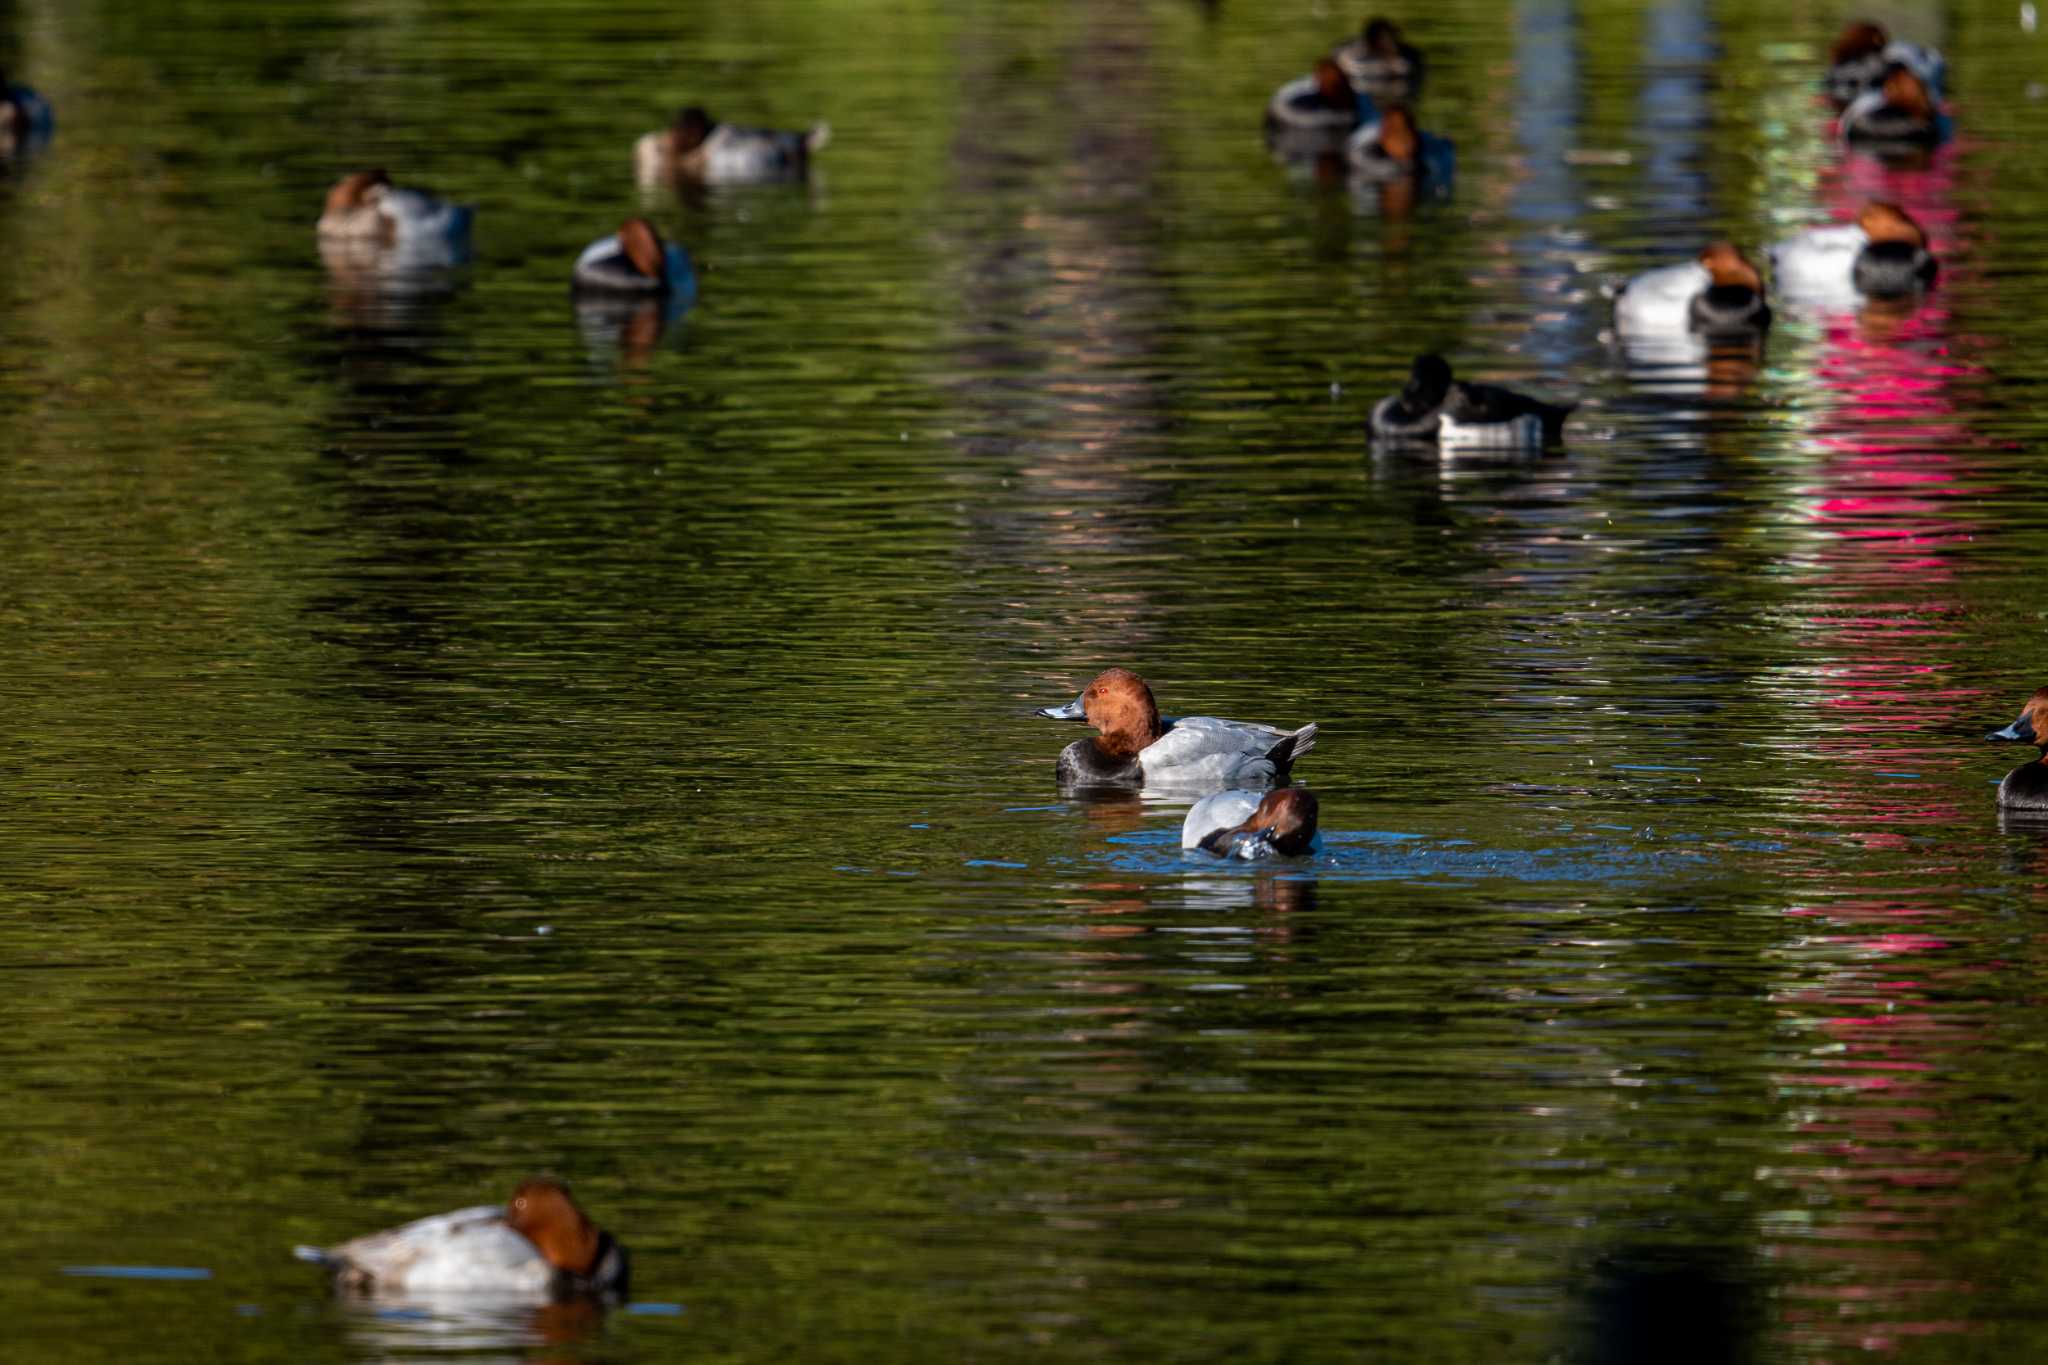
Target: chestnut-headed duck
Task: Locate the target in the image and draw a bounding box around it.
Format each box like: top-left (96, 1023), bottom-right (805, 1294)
top-left (1840, 64), bottom-right (1947, 146)
top-left (1369, 354), bottom-right (1574, 447)
top-left (1266, 58), bottom-right (1376, 144)
top-left (1036, 668), bottom-right (1318, 791)
top-left (1613, 242), bottom-right (1771, 337)
top-left (1182, 788), bottom-right (1320, 859)
top-left (1823, 21), bottom-right (1946, 108)
top-left (1988, 688), bottom-right (2048, 810)
top-left (1333, 17), bottom-right (1425, 101)
top-left (294, 1178), bottom-right (628, 1300)
top-left (1769, 201), bottom-right (1938, 307)
top-left (0, 70), bottom-right (54, 158)
top-left (572, 218), bottom-right (696, 298)
top-left (1346, 106), bottom-right (1454, 187)
top-left (633, 106), bottom-right (830, 186)
top-left (317, 170), bottom-right (473, 263)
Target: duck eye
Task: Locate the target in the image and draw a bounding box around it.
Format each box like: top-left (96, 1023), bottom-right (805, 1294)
top-left (514, 1197), bottom-right (527, 1210)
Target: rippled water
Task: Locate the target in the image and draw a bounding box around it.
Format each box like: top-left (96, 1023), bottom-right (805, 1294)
top-left (8, 0), bottom-right (2048, 1359)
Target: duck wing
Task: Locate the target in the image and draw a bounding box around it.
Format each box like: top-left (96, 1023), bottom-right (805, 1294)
top-left (1451, 382), bottom-right (1573, 432)
top-left (1142, 718), bottom-right (1317, 790)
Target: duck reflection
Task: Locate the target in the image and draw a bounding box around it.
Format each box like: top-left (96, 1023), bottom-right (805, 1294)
top-left (1176, 871), bottom-right (1318, 917)
top-left (319, 234), bottom-right (470, 333)
top-left (1062, 785), bottom-right (1149, 840)
top-left (1614, 328), bottom-right (1764, 400)
top-left (572, 289), bottom-right (688, 369)
top-left (323, 1292), bottom-right (609, 1364)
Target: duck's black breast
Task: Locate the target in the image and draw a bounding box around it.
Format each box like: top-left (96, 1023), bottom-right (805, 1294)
top-left (1056, 738), bottom-right (1144, 787)
top-left (1999, 761), bottom-right (2048, 811)
top-left (1848, 106), bottom-right (1938, 143)
top-left (1689, 285), bottom-right (1770, 334)
top-left (1852, 241), bottom-right (1938, 297)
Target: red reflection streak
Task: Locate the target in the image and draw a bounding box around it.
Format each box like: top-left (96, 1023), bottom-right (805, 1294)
top-left (1767, 129), bottom-right (1993, 1345)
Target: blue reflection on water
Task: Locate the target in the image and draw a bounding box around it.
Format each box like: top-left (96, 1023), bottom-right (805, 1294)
top-left (1099, 825), bottom-right (1714, 885)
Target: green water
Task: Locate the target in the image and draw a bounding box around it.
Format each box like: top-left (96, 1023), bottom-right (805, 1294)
top-left (6, 0), bottom-right (2048, 1358)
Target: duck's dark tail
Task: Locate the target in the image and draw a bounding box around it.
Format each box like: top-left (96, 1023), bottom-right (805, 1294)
top-left (1267, 723), bottom-right (1318, 771)
top-left (293, 1246), bottom-right (337, 1267)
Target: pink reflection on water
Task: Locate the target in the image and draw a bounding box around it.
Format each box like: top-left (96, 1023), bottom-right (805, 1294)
top-left (1762, 118), bottom-right (2004, 1350)
top-left (1769, 892), bottom-right (2000, 1354)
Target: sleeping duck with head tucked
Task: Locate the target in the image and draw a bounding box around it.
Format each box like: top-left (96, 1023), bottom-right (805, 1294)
top-left (634, 105), bottom-right (830, 186)
top-left (1987, 687), bottom-right (2048, 812)
top-left (1036, 668), bottom-right (1318, 792)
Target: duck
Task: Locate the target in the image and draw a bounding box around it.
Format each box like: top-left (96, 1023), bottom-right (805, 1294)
top-left (572, 217), bottom-right (696, 298)
top-left (317, 170), bottom-right (473, 263)
top-left (1036, 668), bottom-right (1318, 791)
top-left (1332, 17), bottom-right (1425, 101)
top-left (0, 69), bottom-right (54, 157)
top-left (1823, 20), bottom-right (1946, 108)
top-left (1986, 688), bottom-right (2048, 811)
top-left (1266, 57), bottom-right (1375, 146)
top-left (1369, 354), bottom-right (1574, 447)
top-left (1768, 201), bottom-right (1938, 306)
top-left (633, 106), bottom-right (830, 186)
top-left (1182, 788), bottom-right (1320, 859)
top-left (1839, 64), bottom-right (1946, 147)
top-left (1612, 242), bottom-right (1771, 338)
top-left (294, 1178), bottom-right (628, 1300)
top-left (1346, 106), bottom-right (1454, 187)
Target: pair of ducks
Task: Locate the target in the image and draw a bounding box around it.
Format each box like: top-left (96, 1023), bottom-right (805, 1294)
top-left (1613, 201), bottom-right (1940, 341)
top-left (1037, 668), bottom-right (1322, 858)
top-left (315, 103), bottom-right (828, 291)
top-left (1265, 18), bottom-right (1451, 191)
top-left (318, 172), bottom-right (693, 299)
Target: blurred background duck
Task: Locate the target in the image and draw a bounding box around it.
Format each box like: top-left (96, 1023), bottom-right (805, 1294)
top-left (572, 217), bottom-right (695, 297)
top-left (317, 170), bottom-right (473, 268)
top-left (1823, 20), bottom-right (1945, 108)
top-left (1839, 65), bottom-right (1947, 147)
top-left (1612, 242), bottom-right (1771, 339)
top-left (1265, 57), bottom-right (1374, 157)
top-left (634, 106), bottom-right (829, 186)
top-left (0, 68), bottom-right (54, 159)
top-left (1347, 106), bottom-right (1453, 188)
top-left (1769, 201), bottom-right (1937, 308)
top-left (1332, 17), bottom-right (1424, 102)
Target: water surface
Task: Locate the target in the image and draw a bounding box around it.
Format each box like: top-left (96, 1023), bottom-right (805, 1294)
top-left (6, 0), bottom-right (2048, 1359)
